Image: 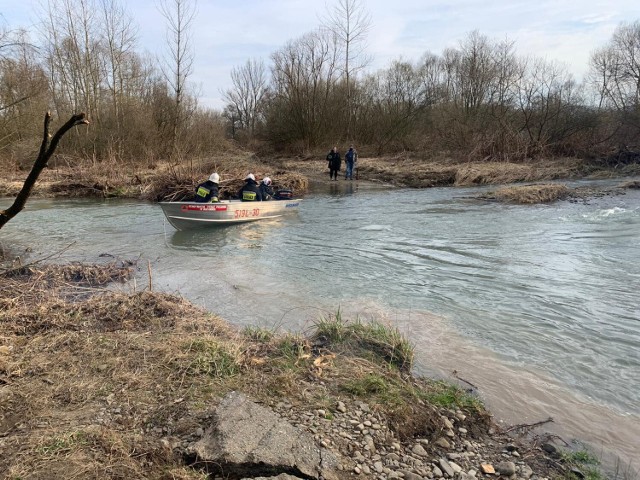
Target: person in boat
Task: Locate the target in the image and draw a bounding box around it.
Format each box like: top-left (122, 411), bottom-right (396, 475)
top-left (344, 145), bottom-right (356, 180)
top-left (259, 176), bottom-right (275, 200)
top-left (194, 172), bottom-right (220, 203)
top-left (326, 146), bottom-right (341, 181)
top-left (238, 173), bottom-right (263, 201)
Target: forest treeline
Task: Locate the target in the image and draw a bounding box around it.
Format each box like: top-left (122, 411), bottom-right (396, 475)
top-left (1, 0), bottom-right (640, 168)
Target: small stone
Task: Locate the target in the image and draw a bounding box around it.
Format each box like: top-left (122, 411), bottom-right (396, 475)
top-left (195, 427), bottom-right (204, 437)
top-left (446, 429), bottom-right (455, 438)
top-left (468, 469), bottom-right (477, 477)
top-left (435, 437), bottom-right (451, 449)
top-left (401, 472), bottom-right (423, 480)
top-left (495, 462), bottom-right (517, 477)
top-left (458, 428), bottom-right (468, 434)
top-left (413, 444), bottom-right (428, 457)
top-left (511, 451), bottom-right (520, 458)
top-left (432, 466), bottom-right (443, 478)
top-left (317, 409), bottom-right (326, 417)
top-left (362, 465), bottom-right (371, 475)
top-left (443, 417), bottom-right (454, 429)
top-left (520, 465), bottom-right (533, 479)
top-left (439, 459), bottom-right (455, 477)
top-left (541, 443), bottom-right (557, 455)
top-left (374, 461), bottom-right (384, 473)
top-left (480, 464), bottom-right (495, 475)
top-left (449, 462), bottom-right (462, 474)
top-left (336, 401), bottom-right (347, 413)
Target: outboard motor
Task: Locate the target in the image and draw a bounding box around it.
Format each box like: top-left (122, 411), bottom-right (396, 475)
top-left (274, 189), bottom-right (293, 200)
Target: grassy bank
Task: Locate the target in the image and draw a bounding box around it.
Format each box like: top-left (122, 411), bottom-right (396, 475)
top-left (0, 261), bottom-right (608, 479)
top-left (1, 154), bottom-right (639, 203)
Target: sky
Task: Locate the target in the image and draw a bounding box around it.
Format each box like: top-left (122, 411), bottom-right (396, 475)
top-left (2, 0), bottom-right (640, 110)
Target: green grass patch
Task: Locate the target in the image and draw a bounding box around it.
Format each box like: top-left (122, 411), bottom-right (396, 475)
top-left (37, 431), bottom-right (88, 456)
top-left (561, 448), bottom-right (604, 480)
top-left (243, 326), bottom-right (275, 343)
top-left (313, 313), bottom-right (414, 371)
top-left (420, 381), bottom-right (483, 411)
top-left (184, 339), bottom-right (241, 378)
top-left (272, 334), bottom-right (309, 371)
top-left (343, 373), bottom-right (390, 396)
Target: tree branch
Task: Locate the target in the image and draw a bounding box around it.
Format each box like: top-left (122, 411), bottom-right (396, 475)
top-left (0, 112), bottom-right (89, 230)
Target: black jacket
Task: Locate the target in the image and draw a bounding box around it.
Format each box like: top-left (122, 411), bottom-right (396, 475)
top-left (327, 151), bottom-right (341, 170)
top-left (238, 179), bottom-right (263, 201)
top-left (259, 183), bottom-right (275, 200)
top-left (194, 180), bottom-right (219, 203)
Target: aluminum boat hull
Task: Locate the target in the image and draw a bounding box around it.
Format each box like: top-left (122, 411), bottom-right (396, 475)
top-left (159, 200), bottom-right (302, 230)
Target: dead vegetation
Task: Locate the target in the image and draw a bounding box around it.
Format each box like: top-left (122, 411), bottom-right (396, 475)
top-left (0, 263), bottom-right (494, 479)
top-left (482, 183), bottom-right (571, 204)
top-left (0, 154), bottom-right (309, 202)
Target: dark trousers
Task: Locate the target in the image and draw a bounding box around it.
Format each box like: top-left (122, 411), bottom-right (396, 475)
top-left (329, 168), bottom-right (338, 180)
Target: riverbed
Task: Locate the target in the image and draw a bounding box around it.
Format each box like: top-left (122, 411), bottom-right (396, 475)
top-left (2, 179), bottom-right (639, 471)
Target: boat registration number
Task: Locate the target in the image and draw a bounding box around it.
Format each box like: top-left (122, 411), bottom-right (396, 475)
top-left (234, 208), bottom-right (260, 219)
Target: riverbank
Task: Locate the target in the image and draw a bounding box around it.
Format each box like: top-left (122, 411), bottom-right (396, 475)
top-left (0, 261), bottom-right (607, 480)
top-left (1, 154), bottom-right (639, 202)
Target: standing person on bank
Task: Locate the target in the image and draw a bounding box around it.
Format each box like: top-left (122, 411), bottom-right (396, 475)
top-left (326, 146), bottom-right (341, 181)
top-left (238, 173), bottom-right (263, 201)
top-left (344, 145), bottom-right (357, 180)
top-left (194, 172), bottom-right (220, 202)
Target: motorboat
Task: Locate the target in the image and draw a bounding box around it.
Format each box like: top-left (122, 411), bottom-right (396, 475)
top-left (159, 199), bottom-right (302, 230)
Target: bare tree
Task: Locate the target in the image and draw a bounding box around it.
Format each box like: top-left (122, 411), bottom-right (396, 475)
top-left (99, 0), bottom-right (137, 130)
top-left (159, 0), bottom-right (196, 159)
top-left (322, 0), bottom-right (371, 139)
top-left (0, 28), bottom-right (48, 146)
top-left (223, 58), bottom-right (268, 137)
top-left (0, 113), bottom-right (89, 230)
top-left (269, 29), bottom-right (341, 150)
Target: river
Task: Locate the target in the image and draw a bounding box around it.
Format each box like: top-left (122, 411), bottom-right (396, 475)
top-left (2, 180), bottom-right (639, 472)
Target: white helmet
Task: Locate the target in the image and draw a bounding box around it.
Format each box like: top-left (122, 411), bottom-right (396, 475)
top-left (262, 177), bottom-right (272, 186)
top-left (209, 172), bottom-right (220, 184)
top-left (245, 173), bottom-right (255, 181)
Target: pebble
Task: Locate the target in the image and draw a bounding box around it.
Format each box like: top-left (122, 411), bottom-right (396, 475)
top-left (480, 464), bottom-right (495, 474)
top-left (412, 444), bottom-right (428, 457)
top-left (336, 401), bottom-right (347, 413)
top-left (439, 459), bottom-right (455, 477)
top-left (434, 437), bottom-right (451, 449)
top-left (354, 466), bottom-right (361, 474)
top-left (495, 461), bottom-right (517, 476)
top-left (432, 466), bottom-right (443, 478)
top-left (443, 417), bottom-right (454, 429)
top-left (374, 461), bottom-right (384, 473)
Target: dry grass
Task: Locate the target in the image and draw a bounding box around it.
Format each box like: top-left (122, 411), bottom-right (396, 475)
top-left (279, 155), bottom-right (591, 188)
top-left (620, 180), bottom-right (640, 189)
top-left (0, 154), bottom-right (308, 202)
top-left (484, 183), bottom-right (571, 204)
top-left (0, 262), bottom-right (490, 479)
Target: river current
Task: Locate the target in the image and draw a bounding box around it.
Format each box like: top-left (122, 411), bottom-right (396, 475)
top-left (2, 180), bottom-right (639, 470)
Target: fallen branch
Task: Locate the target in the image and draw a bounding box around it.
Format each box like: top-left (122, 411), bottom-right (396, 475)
top-left (505, 416), bottom-right (554, 433)
top-left (452, 369), bottom-right (477, 389)
top-left (0, 242), bottom-right (77, 276)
